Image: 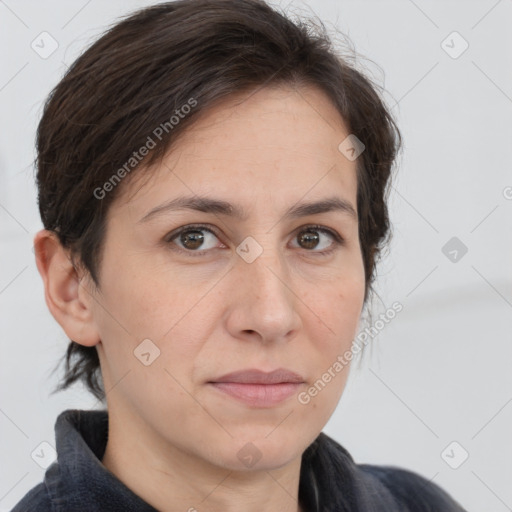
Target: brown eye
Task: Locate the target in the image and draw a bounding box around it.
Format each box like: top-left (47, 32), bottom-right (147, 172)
top-left (297, 230), bottom-right (320, 249)
top-left (167, 224), bottom-right (222, 255)
top-left (179, 229), bottom-right (206, 250)
top-left (166, 224), bottom-right (343, 258)
top-left (292, 225), bottom-right (343, 255)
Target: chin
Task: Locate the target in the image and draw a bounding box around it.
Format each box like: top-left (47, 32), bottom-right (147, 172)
top-left (209, 431), bottom-right (309, 472)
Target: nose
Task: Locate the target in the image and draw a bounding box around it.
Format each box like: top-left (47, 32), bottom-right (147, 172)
top-left (224, 243), bottom-right (302, 344)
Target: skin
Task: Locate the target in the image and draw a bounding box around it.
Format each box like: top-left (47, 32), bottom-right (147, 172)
top-left (34, 84), bottom-right (366, 512)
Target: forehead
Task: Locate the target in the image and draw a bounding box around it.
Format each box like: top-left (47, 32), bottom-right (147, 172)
top-left (114, 84), bottom-right (358, 219)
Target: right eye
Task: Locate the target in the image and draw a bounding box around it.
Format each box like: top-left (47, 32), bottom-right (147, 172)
top-left (165, 224), bottom-right (225, 256)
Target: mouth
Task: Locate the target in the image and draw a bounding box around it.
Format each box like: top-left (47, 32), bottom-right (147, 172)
top-left (207, 368), bottom-right (305, 407)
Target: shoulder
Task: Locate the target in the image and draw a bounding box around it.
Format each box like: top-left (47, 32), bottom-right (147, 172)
top-left (357, 463), bottom-right (467, 512)
top-left (306, 433), bottom-right (466, 511)
top-left (9, 482), bottom-right (52, 512)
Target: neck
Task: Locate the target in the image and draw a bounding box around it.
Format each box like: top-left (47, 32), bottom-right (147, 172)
top-left (101, 406), bottom-right (306, 512)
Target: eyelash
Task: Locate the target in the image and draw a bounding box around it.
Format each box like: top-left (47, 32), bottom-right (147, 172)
top-left (164, 223), bottom-right (344, 258)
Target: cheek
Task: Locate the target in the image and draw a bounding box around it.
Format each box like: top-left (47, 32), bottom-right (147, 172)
top-left (299, 281), bottom-right (363, 417)
top-left (338, 278), bottom-right (366, 329)
top-left (97, 253), bottom-right (181, 335)
top-left (305, 271), bottom-right (365, 344)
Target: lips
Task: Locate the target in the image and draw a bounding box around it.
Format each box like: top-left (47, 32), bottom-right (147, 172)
top-left (208, 368), bottom-right (305, 407)
top-left (210, 368), bottom-right (305, 385)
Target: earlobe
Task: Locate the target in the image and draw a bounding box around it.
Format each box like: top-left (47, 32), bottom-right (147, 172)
top-left (33, 229), bottom-right (100, 347)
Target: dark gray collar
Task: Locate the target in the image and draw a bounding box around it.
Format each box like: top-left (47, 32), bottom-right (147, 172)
top-left (44, 409), bottom-right (158, 511)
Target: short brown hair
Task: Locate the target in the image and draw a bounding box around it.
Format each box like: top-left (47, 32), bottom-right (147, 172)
top-left (38, 0), bottom-right (401, 401)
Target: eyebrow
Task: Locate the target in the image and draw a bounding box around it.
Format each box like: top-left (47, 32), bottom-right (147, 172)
top-left (138, 195), bottom-right (357, 223)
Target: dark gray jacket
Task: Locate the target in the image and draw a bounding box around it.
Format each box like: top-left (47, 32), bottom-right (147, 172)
top-left (10, 409), bottom-right (467, 511)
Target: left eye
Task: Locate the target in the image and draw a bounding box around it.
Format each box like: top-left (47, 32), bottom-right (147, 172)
top-left (290, 226), bottom-right (341, 253)
top-left (166, 224), bottom-right (343, 256)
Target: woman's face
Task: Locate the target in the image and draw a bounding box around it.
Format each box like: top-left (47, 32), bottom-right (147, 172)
top-left (87, 84), bottom-right (366, 471)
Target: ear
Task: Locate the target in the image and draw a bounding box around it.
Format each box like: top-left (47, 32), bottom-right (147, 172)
top-left (33, 229), bottom-right (100, 347)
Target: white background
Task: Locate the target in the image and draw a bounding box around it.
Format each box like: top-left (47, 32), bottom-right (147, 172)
top-left (1, 1), bottom-right (511, 510)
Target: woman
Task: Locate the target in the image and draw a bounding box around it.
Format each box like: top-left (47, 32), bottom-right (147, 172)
top-left (12, 0), bottom-right (466, 510)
